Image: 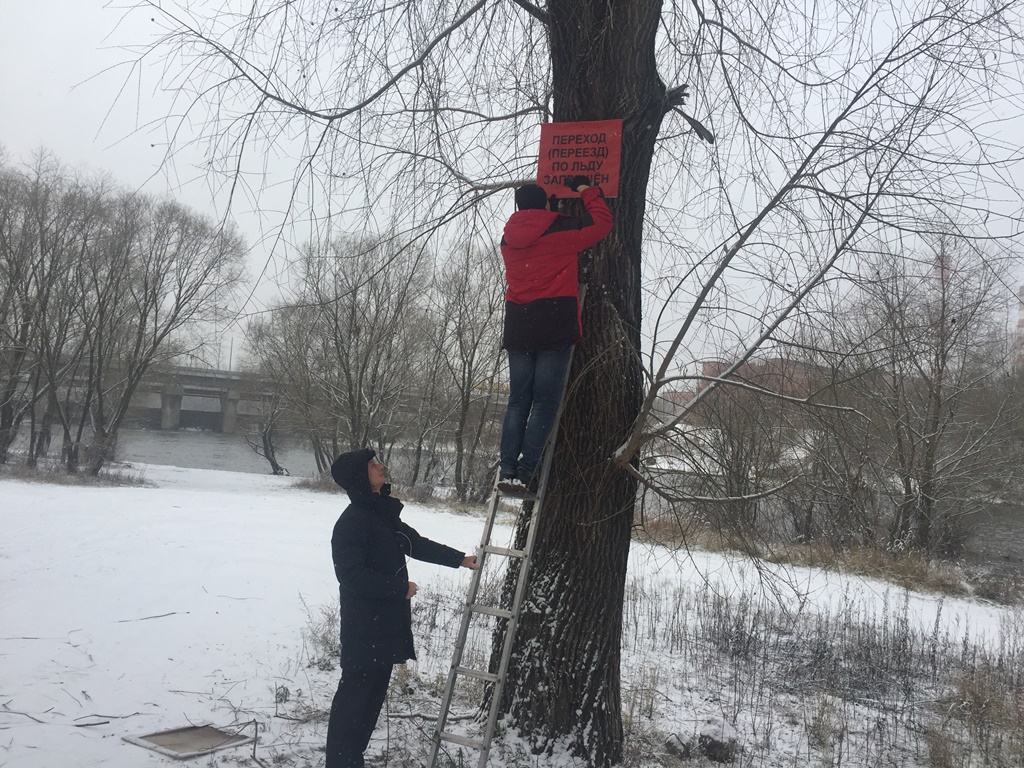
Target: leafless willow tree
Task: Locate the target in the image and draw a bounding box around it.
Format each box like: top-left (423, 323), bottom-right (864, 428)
top-left (0, 153), bottom-right (245, 474)
top-left (245, 237), bottom-right (505, 489)
top-left (79, 195), bottom-right (245, 474)
top-left (792, 241), bottom-right (1021, 555)
top-left (430, 244), bottom-right (505, 501)
top-left (0, 161), bottom-right (46, 462)
top-left (248, 235), bottom-right (426, 469)
top-left (246, 303), bottom-right (330, 468)
top-left (134, 0), bottom-right (1024, 761)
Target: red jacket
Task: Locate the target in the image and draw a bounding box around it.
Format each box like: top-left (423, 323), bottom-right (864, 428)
top-left (500, 186), bottom-right (613, 351)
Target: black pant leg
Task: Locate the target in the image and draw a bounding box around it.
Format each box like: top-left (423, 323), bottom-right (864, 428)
top-left (325, 664), bottom-right (393, 768)
top-left (359, 665), bottom-right (393, 753)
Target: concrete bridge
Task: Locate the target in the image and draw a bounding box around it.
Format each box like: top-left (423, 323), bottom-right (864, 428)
top-left (129, 366), bottom-right (260, 433)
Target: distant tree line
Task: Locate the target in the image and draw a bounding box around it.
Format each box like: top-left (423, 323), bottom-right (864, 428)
top-left (0, 152), bottom-right (245, 474)
top-left (646, 239), bottom-right (1023, 558)
top-left (243, 234), bottom-right (506, 502)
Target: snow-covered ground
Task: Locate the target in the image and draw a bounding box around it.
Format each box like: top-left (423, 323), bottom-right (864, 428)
top-left (1, 465), bottom-right (1019, 767)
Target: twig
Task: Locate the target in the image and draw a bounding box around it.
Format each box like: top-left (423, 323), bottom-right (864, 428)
top-left (509, 0), bottom-right (551, 24)
top-left (62, 689), bottom-right (82, 706)
top-left (116, 611), bottom-right (188, 623)
top-left (0, 704), bottom-right (47, 724)
top-left (250, 719), bottom-right (271, 768)
top-left (388, 711), bottom-right (476, 722)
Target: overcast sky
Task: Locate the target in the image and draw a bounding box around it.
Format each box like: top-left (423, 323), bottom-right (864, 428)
top-left (0, 1), bottom-right (287, 363)
top-left (0, 2), bottom-right (208, 203)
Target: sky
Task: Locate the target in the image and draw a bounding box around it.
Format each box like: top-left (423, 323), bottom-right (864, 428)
top-left (0, 1), bottom-right (280, 363)
top-left (0, 2), bottom-right (213, 211)
top-left (3, 1), bottom-right (1022, 373)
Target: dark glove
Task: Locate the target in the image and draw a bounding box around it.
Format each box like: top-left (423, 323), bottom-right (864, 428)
top-left (567, 175), bottom-right (592, 192)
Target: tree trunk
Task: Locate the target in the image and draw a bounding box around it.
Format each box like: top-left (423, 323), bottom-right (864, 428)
top-left (410, 435), bottom-right (424, 485)
top-left (0, 398), bottom-right (19, 464)
top-left (454, 415), bottom-right (467, 502)
top-left (87, 426), bottom-right (117, 476)
top-left (262, 425), bottom-right (287, 475)
top-left (494, 2), bottom-right (665, 763)
top-left (34, 391), bottom-right (56, 460)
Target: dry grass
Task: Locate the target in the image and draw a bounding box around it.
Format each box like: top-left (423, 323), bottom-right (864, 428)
top-left (938, 664), bottom-right (1024, 766)
top-left (290, 472), bottom-right (345, 493)
top-left (0, 460), bottom-right (151, 487)
top-left (636, 511), bottom-right (1024, 606)
top-left (283, 563), bottom-right (1024, 768)
top-left (773, 543), bottom-right (970, 596)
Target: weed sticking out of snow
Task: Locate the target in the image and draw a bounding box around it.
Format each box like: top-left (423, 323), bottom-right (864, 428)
top-left (271, 568), bottom-right (1024, 766)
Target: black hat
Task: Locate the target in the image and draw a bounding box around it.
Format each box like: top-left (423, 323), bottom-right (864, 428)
top-left (331, 448), bottom-right (375, 503)
top-left (514, 183), bottom-right (548, 210)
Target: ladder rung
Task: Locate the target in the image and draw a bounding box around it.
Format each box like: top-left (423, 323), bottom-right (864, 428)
top-left (469, 604), bottom-right (512, 619)
top-left (482, 544), bottom-right (526, 559)
top-left (440, 731), bottom-right (484, 749)
top-left (499, 489), bottom-right (537, 501)
top-left (455, 665), bottom-right (500, 683)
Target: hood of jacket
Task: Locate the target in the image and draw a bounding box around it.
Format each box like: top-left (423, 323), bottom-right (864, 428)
top-left (331, 448), bottom-right (377, 505)
top-left (502, 209), bottom-right (560, 249)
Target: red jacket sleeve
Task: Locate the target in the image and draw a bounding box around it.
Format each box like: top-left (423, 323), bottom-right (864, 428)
top-left (560, 186), bottom-right (613, 251)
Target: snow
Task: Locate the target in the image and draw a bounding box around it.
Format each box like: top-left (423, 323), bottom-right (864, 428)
top-left (1, 464), bottom-right (1018, 766)
top-left (0, 465), bottom-right (480, 767)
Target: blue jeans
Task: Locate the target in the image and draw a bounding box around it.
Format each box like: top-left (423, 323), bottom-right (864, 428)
top-left (499, 346), bottom-right (572, 479)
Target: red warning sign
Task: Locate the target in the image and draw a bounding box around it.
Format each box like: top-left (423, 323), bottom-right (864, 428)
top-left (537, 119), bottom-right (623, 198)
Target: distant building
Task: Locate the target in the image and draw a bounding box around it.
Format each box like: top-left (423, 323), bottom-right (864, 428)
top-left (696, 356), bottom-right (812, 399)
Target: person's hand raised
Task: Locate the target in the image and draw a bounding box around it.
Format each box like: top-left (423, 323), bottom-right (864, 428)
top-left (567, 175), bottom-right (592, 193)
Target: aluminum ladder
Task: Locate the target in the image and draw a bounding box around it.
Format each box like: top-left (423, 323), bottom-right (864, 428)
top-left (426, 359), bottom-right (574, 768)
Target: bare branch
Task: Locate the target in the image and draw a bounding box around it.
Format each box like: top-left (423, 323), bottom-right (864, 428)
top-left (508, 0), bottom-right (551, 25)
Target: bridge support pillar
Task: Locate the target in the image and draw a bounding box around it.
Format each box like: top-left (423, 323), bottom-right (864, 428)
top-left (160, 385), bottom-right (184, 430)
top-left (220, 389), bottom-right (240, 434)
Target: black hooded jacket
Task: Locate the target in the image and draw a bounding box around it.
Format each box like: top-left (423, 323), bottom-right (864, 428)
top-left (329, 449), bottom-right (465, 668)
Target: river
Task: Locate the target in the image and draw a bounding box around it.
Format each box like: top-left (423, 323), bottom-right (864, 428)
top-left (111, 429), bottom-right (1023, 579)
top-left (118, 428), bottom-right (319, 476)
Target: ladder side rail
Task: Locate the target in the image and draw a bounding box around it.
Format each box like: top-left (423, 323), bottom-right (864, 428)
top-left (427, 482), bottom-right (505, 765)
top-left (474, 423), bottom-right (561, 767)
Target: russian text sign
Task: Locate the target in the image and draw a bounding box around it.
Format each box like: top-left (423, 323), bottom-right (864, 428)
top-left (537, 119), bottom-right (623, 197)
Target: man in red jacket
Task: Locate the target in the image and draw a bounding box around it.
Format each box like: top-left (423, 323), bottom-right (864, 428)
top-left (497, 175), bottom-right (613, 495)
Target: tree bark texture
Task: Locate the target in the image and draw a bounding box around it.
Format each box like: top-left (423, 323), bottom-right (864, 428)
top-left (494, 2), bottom-right (666, 764)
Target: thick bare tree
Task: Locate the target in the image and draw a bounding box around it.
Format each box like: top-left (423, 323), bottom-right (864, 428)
top-left (79, 194), bottom-right (245, 474)
top-left (133, 0), bottom-right (1024, 761)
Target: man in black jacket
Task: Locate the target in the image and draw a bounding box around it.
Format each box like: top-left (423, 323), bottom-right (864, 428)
top-left (326, 448), bottom-right (478, 768)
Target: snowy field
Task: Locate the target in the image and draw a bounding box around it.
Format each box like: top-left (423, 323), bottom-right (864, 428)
top-left (1, 465), bottom-right (1020, 767)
